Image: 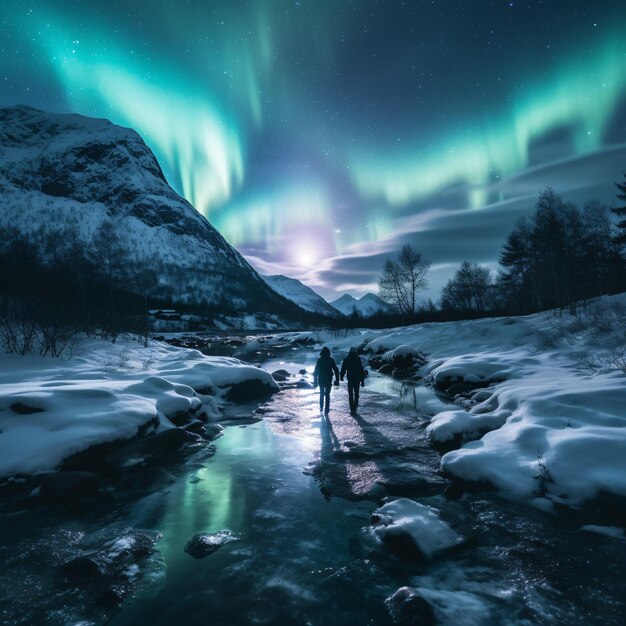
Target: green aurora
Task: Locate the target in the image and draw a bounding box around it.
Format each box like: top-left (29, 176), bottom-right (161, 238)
top-left (2, 0), bottom-right (626, 296)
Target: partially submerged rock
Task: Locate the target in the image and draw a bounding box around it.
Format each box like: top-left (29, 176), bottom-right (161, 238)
top-left (103, 427), bottom-right (204, 470)
top-left (369, 345), bottom-right (427, 381)
top-left (184, 530), bottom-right (239, 559)
top-left (271, 369), bottom-right (291, 382)
top-left (385, 586), bottom-right (436, 626)
top-left (59, 531), bottom-right (159, 609)
top-left (223, 378), bottom-right (279, 402)
top-left (367, 498), bottom-right (468, 561)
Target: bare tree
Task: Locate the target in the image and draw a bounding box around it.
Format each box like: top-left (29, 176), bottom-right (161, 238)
top-left (92, 218), bottom-right (126, 341)
top-left (378, 244), bottom-right (430, 322)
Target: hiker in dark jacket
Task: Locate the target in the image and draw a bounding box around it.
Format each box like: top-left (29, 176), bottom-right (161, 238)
top-left (313, 346), bottom-right (339, 414)
top-left (340, 347), bottom-right (366, 414)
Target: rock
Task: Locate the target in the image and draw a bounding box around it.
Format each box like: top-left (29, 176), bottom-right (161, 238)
top-left (224, 379), bottom-right (279, 402)
top-left (101, 428), bottom-right (203, 470)
top-left (10, 402), bottom-right (44, 414)
top-left (40, 471), bottom-right (99, 502)
top-left (184, 530), bottom-right (239, 559)
top-left (58, 531), bottom-right (159, 610)
top-left (369, 499), bottom-right (467, 561)
top-left (60, 556), bottom-right (104, 581)
top-left (385, 587), bottom-right (436, 626)
top-left (96, 585), bottom-right (125, 607)
top-left (168, 409), bottom-right (195, 427)
top-left (271, 369), bottom-right (291, 382)
top-left (299, 368), bottom-right (307, 375)
top-left (137, 428), bottom-right (202, 456)
top-left (369, 348), bottom-right (427, 381)
top-left (202, 423), bottom-right (224, 440)
top-left (184, 420), bottom-right (207, 436)
top-left (296, 380), bottom-right (313, 389)
top-left (380, 531), bottom-right (427, 562)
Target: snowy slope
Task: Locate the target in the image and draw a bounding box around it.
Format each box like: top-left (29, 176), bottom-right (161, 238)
top-left (262, 274), bottom-right (341, 318)
top-left (330, 292), bottom-right (394, 317)
top-left (0, 106), bottom-right (302, 320)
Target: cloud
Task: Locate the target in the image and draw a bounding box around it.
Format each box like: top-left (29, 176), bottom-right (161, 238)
top-left (291, 143), bottom-right (626, 301)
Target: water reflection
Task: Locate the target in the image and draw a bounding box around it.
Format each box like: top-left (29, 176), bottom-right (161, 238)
top-left (110, 421), bottom-right (378, 625)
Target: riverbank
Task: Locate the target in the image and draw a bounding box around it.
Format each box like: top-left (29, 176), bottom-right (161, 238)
top-left (237, 294), bottom-right (626, 512)
top-left (0, 336), bottom-right (278, 481)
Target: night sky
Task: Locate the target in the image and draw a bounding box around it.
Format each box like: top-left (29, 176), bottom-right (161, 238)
top-left (2, 1), bottom-right (626, 301)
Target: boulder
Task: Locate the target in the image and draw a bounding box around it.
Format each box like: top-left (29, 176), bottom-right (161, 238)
top-left (184, 530), bottom-right (239, 559)
top-left (224, 379), bottom-right (279, 402)
top-left (102, 428), bottom-right (203, 470)
top-left (385, 587), bottom-right (436, 626)
top-left (271, 369), bottom-right (291, 382)
top-left (136, 428), bottom-right (202, 456)
top-left (59, 555), bottom-right (104, 580)
top-left (369, 498), bottom-right (467, 561)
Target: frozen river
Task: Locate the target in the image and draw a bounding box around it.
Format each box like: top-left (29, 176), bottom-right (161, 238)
top-left (1, 343), bottom-right (624, 625)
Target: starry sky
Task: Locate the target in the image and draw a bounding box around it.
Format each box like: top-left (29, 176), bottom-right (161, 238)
top-left (2, 0), bottom-right (626, 301)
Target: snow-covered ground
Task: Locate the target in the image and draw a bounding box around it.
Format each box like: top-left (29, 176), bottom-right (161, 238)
top-left (243, 294), bottom-right (626, 508)
top-left (0, 337), bottom-right (277, 477)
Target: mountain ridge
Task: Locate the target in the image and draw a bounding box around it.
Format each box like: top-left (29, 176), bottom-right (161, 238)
top-left (0, 105), bottom-right (313, 324)
top-left (261, 274), bottom-right (342, 318)
top-left (330, 292), bottom-right (394, 317)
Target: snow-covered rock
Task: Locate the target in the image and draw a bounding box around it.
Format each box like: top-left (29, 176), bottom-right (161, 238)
top-left (262, 274), bottom-right (341, 319)
top-left (0, 105), bottom-right (303, 322)
top-left (0, 336), bottom-right (278, 477)
top-left (368, 498), bottom-right (465, 559)
top-left (330, 292), bottom-right (395, 317)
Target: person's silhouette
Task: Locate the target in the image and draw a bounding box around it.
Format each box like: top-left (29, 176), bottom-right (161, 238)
top-left (340, 347), bottom-right (366, 414)
top-left (313, 347), bottom-right (339, 414)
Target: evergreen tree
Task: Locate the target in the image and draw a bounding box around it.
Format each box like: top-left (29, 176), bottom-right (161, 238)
top-left (499, 217), bottom-right (533, 312)
top-left (612, 172), bottom-right (626, 247)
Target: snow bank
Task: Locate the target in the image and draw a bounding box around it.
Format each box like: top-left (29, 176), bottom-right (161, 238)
top-left (369, 498), bottom-right (464, 558)
top-left (346, 295), bottom-right (626, 507)
top-left (0, 337), bottom-right (277, 477)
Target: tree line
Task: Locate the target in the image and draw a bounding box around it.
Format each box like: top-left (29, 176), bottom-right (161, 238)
top-left (378, 176), bottom-right (626, 321)
top-left (0, 214), bottom-right (342, 356)
top-left (0, 219), bottom-right (160, 356)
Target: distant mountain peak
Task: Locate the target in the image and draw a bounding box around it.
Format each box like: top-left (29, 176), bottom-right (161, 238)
top-left (330, 292), bottom-right (394, 317)
top-left (262, 274), bottom-right (341, 319)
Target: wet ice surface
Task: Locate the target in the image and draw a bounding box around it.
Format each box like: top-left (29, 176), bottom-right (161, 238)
top-left (1, 345), bottom-right (625, 625)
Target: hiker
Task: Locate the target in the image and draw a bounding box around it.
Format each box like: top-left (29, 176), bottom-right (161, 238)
top-left (340, 347), bottom-right (366, 414)
top-left (313, 346), bottom-right (339, 414)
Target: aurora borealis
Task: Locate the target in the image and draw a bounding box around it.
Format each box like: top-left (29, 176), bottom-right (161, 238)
top-left (2, 1), bottom-right (626, 300)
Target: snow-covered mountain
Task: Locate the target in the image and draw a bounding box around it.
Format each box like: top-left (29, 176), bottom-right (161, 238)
top-left (0, 106), bottom-right (305, 321)
top-left (330, 292), bottom-right (395, 317)
top-left (262, 275), bottom-right (342, 318)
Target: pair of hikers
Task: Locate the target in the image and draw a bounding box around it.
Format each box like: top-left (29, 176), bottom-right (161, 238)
top-left (313, 346), bottom-right (365, 415)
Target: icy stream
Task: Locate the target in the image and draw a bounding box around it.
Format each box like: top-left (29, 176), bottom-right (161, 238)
top-left (0, 344), bottom-right (624, 625)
